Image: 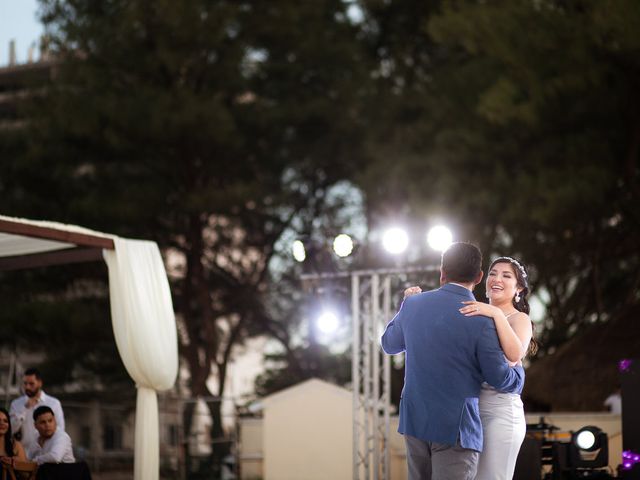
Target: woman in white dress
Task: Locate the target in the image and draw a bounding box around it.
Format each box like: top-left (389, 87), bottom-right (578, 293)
top-left (462, 257), bottom-right (537, 480)
top-left (405, 256), bottom-right (537, 480)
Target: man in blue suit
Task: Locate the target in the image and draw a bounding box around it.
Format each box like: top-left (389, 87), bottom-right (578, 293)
top-left (381, 242), bottom-right (524, 480)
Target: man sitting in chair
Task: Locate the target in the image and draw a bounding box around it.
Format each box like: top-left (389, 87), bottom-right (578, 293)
top-left (26, 406), bottom-right (75, 465)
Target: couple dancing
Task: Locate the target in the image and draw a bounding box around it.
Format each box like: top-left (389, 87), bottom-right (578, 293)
top-left (382, 242), bottom-right (537, 480)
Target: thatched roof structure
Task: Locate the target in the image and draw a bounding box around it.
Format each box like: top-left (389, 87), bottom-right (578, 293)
top-left (522, 308), bottom-right (639, 411)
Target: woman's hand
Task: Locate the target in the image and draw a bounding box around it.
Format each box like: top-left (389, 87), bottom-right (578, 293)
top-left (403, 286), bottom-right (422, 299)
top-left (459, 300), bottom-right (499, 317)
top-left (462, 301), bottom-right (527, 364)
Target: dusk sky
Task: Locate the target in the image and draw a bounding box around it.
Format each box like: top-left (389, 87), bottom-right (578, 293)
top-left (0, 0), bottom-right (42, 65)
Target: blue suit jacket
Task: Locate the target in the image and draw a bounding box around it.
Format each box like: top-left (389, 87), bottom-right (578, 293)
top-left (381, 283), bottom-right (525, 451)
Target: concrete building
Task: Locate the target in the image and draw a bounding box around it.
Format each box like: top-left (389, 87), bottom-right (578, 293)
top-left (0, 59), bottom-right (55, 131)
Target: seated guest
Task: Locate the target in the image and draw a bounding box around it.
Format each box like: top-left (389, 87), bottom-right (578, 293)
top-left (26, 406), bottom-right (75, 465)
top-left (0, 407), bottom-right (27, 462)
top-left (10, 368), bottom-right (66, 454)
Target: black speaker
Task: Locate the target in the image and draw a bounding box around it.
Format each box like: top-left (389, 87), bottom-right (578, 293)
top-left (552, 441), bottom-right (570, 477)
top-left (621, 359), bottom-right (640, 455)
top-left (514, 435), bottom-right (543, 480)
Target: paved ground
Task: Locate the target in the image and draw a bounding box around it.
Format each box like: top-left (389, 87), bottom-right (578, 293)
top-left (91, 472), bottom-right (135, 480)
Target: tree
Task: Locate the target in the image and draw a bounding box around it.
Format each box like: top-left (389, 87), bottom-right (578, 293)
top-left (0, 265), bottom-right (132, 393)
top-left (250, 179), bottom-right (368, 397)
top-left (359, 0), bottom-right (640, 354)
top-left (0, 60), bottom-right (133, 405)
top-left (0, 0), bottom-right (371, 476)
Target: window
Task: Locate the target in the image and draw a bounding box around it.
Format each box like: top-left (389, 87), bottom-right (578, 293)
top-left (103, 423), bottom-right (123, 450)
top-left (80, 426), bottom-right (91, 449)
top-left (167, 424), bottom-right (179, 447)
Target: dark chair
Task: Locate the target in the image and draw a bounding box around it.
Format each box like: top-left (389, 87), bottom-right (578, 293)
top-left (1, 460), bottom-right (38, 480)
top-left (35, 462), bottom-right (91, 480)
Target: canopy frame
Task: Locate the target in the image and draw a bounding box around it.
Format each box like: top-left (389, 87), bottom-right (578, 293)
top-left (0, 217), bottom-right (115, 270)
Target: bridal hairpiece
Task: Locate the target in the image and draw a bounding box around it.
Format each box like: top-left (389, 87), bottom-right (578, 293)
top-left (500, 256), bottom-right (528, 279)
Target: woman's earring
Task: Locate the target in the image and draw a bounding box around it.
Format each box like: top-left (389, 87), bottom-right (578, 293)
top-left (515, 293), bottom-right (521, 302)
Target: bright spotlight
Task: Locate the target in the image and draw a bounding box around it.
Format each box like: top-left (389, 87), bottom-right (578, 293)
top-left (567, 425), bottom-right (609, 470)
top-left (317, 311), bottom-right (339, 334)
top-left (575, 430), bottom-right (596, 450)
top-left (292, 240), bottom-right (306, 262)
top-left (333, 234), bottom-right (354, 258)
top-left (427, 225), bottom-right (453, 252)
top-left (382, 228), bottom-right (409, 255)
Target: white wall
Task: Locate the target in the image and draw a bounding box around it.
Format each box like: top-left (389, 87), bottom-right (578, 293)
top-left (263, 379), bottom-right (352, 480)
top-left (240, 410), bottom-right (622, 480)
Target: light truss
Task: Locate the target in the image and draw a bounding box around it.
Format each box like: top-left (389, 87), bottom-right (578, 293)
top-left (303, 265), bottom-right (439, 480)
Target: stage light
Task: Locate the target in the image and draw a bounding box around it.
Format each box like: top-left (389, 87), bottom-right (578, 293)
top-left (575, 430), bottom-right (596, 450)
top-left (333, 234), bottom-right (354, 258)
top-left (618, 358), bottom-right (633, 372)
top-left (382, 227), bottom-right (409, 255)
top-left (317, 311), bottom-right (339, 334)
top-left (426, 225), bottom-right (453, 252)
top-left (568, 425), bottom-right (609, 469)
top-left (292, 240), bottom-right (306, 262)
top-left (622, 450), bottom-right (640, 471)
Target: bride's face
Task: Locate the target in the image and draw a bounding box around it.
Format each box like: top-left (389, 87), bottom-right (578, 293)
top-left (486, 262), bottom-right (520, 304)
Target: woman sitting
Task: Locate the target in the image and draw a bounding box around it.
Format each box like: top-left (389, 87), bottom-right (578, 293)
top-left (0, 406), bottom-right (27, 463)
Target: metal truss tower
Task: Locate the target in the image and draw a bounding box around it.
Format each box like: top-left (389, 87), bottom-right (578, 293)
top-left (350, 266), bottom-right (438, 480)
top-left (302, 265), bottom-right (438, 480)
top-left (351, 269), bottom-right (392, 480)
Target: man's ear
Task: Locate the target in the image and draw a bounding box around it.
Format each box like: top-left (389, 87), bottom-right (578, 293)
top-left (440, 268), bottom-right (446, 286)
top-left (474, 270), bottom-right (484, 286)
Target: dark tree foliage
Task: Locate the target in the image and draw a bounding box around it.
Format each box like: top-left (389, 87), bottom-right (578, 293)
top-left (0, 0), bottom-right (636, 456)
top-left (0, 265), bottom-right (131, 396)
top-left (0, 0), bottom-right (371, 475)
top-left (360, 0), bottom-right (640, 355)
top-left (254, 346), bottom-right (352, 398)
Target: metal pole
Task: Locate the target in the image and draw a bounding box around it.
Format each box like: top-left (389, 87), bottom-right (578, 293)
top-left (352, 273), bottom-right (360, 480)
top-left (5, 353), bottom-right (15, 408)
top-left (301, 264), bottom-right (439, 281)
top-left (382, 276), bottom-right (392, 480)
top-left (372, 274), bottom-right (380, 480)
top-left (363, 286), bottom-right (371, 480)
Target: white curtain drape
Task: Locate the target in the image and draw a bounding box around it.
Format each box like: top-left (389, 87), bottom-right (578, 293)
top-left (103, 238), bottom-right (178, 480)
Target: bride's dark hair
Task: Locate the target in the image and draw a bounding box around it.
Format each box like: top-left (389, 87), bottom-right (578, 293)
top-left (490, 257), bottom-right (539, 355)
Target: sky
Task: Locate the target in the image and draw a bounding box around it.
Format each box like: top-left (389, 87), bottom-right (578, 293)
top-left (0, 1), bottom-right (363, 67)
top-left (0, 0), bottom-right (43, 66)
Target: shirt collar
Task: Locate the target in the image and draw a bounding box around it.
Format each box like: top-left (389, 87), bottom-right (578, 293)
top-left (441, 282), bottom-right (476, 300)
top-left (31, 390), bottom-right (48, 404)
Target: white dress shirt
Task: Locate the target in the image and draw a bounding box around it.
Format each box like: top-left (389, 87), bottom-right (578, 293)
top-left (604, 393), bottom-right (622, 414)
top-left (26, 428), bottom-right (75, 465)
top-left (9, 391), bottom-right (66, 453)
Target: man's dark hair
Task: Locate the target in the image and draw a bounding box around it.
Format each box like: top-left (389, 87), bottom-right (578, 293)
top-left (441, 242), bottom-right (482, 283)
top-left (24, 368), bottom-right (42, 379)
top-left (33, 405), bottom-right (54, 421)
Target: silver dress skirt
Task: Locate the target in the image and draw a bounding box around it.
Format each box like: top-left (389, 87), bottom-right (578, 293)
top-left (475, 383), bottom-right (526, 480)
